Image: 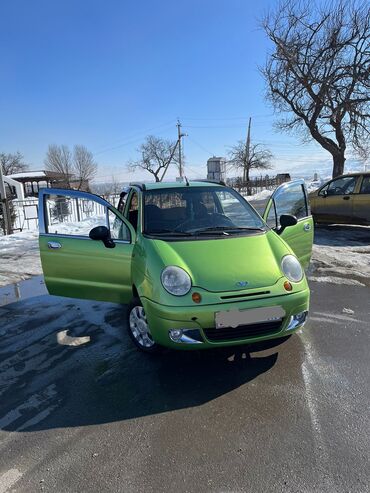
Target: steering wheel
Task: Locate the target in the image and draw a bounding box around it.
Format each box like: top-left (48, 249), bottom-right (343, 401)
top-left (174, 213), bottom-right (234, 232)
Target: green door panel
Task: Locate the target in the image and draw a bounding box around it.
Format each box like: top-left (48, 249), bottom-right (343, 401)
top-left (39, 235), bottom-right (134, 303)
top-left (279, 217), bottom-right (314, 269)
top-left (263, 180), bottom-right (313, 268)
top-left (39, 188), bottom-right (136, 304)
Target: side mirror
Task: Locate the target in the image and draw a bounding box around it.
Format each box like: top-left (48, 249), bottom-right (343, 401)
top-left (89, 225), bottom-right (115, 248)
top-left (278, 214), bottom-right (297, 234)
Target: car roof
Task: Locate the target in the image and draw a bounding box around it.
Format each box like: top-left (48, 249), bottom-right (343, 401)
top-left (336, 172), bottom-right (370, 177)
top-left (127, 180), bottom-right (224, 191)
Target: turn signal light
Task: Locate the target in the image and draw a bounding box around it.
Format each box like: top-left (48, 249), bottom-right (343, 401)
top-left (284, 281), bottom-right (293, 292)
top-left (192, 292), bottom-right (202, 303)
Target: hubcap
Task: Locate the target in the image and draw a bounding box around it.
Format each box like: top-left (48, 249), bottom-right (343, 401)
top-left (129, 306), bottom-right (155, 348)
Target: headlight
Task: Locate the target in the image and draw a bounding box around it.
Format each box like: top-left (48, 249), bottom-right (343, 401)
top-left (281, 255), bottom-right (303, 282)
top-left (161, 266), bottom-right (192, 296)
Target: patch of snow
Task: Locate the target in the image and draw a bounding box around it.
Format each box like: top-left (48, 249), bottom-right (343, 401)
top-left (308, 276), bottom-right (365, 286)
top-left (0, 230), bottom-right (42, 286)
top-left (243, 189), bottom-right (272, 202)
top-left (48, 215), bottom-right (106, 236)
top-left (7, 170), bottom-right (46, 179)
top-left (309, 225), bottom-right (370, 287)
top-left (342, 308), bottom-right (354, 314)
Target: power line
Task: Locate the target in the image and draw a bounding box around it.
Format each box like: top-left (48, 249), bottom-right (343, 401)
top-left (180, 114), bottom-right (274, 121)
top-left (183, 124), bottom-right (251, 129)
top-left (186, 136), bottom-right (215, 156)
top-left (93, 121), bottom-right (176, 156)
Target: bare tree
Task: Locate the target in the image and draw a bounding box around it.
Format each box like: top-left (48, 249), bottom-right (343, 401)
top-left (73, 145), bottom-right (97, 190)
top-left (228, 141), bottom-right (273, 183)
top-left (261, 0), bottom-right (370, 177)
top-left (128, 135), bottom-right (179, 182)
top-left (44, 144), bottom-right (97, 190)
top-left (92, 175), bottom-right (122, 199)
top-left (0, 152), bottom-right (28, 175)
top-left (44, 145), bottom-right (73, 187)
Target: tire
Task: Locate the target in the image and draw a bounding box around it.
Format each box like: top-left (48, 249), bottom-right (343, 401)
top-left (126, 298), bottom-right (161, 353)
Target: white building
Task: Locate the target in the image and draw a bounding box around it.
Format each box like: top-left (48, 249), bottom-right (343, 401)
top-left (207, 157), bottom-right (226, 182)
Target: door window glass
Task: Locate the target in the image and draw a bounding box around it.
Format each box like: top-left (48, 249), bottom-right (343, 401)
top-left (273, 183), bottom-right (308, 220)
top-left (108, 210), bottom-right (130, 241)
top-left (325, 176), bottom-right (357, 196)
top-left (360, 176), bottom-right (370, 194)
top-left (117, 190), bottom-right (129, 213)
top-left (127, 192), bottom-right (139, 230)
top-left (45, 194), bottom-right (107, 236)
top-left (266, 203), bottom-right (277, 229)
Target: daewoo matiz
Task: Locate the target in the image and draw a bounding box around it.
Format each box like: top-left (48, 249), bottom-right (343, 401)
top-left (38, 180), bottom-right (313, 352)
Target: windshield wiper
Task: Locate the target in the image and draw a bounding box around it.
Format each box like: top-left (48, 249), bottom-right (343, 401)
top-left (194, 226), bottom-right (264, 235)
top-left (145, 229), bottom-right (194, 236)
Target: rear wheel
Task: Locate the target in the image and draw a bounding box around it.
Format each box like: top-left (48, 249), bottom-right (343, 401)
top-left (127, 298), bottom-right (161, 353)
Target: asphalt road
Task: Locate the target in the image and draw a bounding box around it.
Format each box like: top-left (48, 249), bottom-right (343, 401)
top-left (0, 279), bottom-right (369, 493)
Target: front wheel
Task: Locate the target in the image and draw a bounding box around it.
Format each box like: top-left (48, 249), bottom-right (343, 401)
top-left (127, 298), bottom-right (161, 353)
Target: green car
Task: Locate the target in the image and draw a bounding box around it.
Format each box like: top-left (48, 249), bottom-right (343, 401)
top-left (38, 179), bottom-right (313, 352)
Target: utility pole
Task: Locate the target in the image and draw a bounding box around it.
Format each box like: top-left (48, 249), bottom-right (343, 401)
top-left (177, 119), bottom-right (186, 179)
top-left (0, 163), bottom-right (11, 235)
top-left (244, 117), bottom-right (251, 184)
top-left (159, 120), bottom-right (186, 182)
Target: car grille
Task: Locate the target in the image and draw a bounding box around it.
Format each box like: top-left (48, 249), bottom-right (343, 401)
top-left (220, 290), bottom-right (271, 300)
top-left (203, 320), bottom-right (282, 342)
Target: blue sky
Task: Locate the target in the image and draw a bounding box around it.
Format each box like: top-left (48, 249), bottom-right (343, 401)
top-left (0, 0), bottom-right (334, 182)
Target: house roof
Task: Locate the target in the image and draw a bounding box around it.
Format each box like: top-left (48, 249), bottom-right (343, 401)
top-left (7, 170), bottom-right (72, 181)
top-left (8, 171), bottom-right (47, 179)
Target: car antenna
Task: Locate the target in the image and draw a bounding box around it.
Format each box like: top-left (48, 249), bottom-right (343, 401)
top-left (184, 176), bottom-right (189, 186)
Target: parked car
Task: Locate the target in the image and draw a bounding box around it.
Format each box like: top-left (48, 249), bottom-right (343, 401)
top-left (309, 173), bottom-right (370, 225)
top-left (38, 180), bottom-right (313, 353)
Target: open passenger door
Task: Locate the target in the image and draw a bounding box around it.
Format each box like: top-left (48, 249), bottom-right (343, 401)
top-left (39, 188), bottom-right (136, 303)
top-left (262, 180), bottom-right (313, 269)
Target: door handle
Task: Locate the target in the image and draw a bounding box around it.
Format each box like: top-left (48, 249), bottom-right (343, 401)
top-left (48, 241), bottom-right (62, 249)
top-left (303, 223), bottom-right (311, 231)
top-left (343, 196), bottom-right (350, 200)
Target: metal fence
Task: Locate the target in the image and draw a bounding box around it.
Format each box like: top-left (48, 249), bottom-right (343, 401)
top-left (0, 194), bottom-right (122, 234)
top-left (233, 175), bottom-right (290, 196)
top-left (0, 198), bottom-right (38, 234)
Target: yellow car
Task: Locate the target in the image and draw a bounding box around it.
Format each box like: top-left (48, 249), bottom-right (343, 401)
top-left (310, 173), bottom-right (370, 225)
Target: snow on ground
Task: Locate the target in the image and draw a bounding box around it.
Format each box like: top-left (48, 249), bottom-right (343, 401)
top-left (309, 225), bottom-right (370, 287)
top-left (0, 230), bottom-right (42, 286)
top-left (243, 189), bottom-right (273, 202)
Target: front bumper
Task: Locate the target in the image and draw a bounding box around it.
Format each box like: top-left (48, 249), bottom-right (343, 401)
top-left (141, 288), bottom-right (310, 349)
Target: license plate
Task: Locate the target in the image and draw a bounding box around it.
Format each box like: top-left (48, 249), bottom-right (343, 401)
top-left (215, 306), bottom-right (285, 329)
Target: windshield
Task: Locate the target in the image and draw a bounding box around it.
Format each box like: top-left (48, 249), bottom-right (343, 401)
top-left (143, 186), bottom-right (266, 237)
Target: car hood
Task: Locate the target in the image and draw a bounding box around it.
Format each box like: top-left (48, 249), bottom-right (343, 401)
top-left (151, 231), bottom-right (286, 292)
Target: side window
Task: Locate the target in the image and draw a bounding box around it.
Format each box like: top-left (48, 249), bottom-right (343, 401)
top-left (108, 210), bottom-right (130, 241)
top-left (45, 194), bottom-right (107, 236)
top-left (266, 203), bottom-right (277, 229)
top-left (117, 191), bottom-right (128, 214)
top-left (274, 183), bottom-right (308, 221)
top-left (360, 176), bottom-right (370, 194)
top-left (127, 192), bottom-right (139, 231)
top-left (326, 176), bottom-right (357, 196)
